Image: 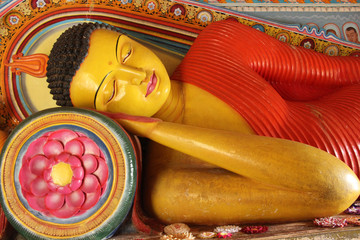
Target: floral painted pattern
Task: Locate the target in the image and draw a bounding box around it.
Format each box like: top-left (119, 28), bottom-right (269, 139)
top-left (202, 0), bottom-right (359, 3)
top-left (147, 1), bottom-right (156, 10)
top-left (29, 0), bottom-right (50, 9)
top-left (36, 0), bottom-right (46, 8)
top-left (120, 0), bottom-right (131, 4)
top-left (19, 129), bottom-right (109, 219)
top-left (8, 15), bottom-right (19, 25)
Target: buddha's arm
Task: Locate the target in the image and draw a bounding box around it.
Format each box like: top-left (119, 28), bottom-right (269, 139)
top-left (108, 112), bottom-right (360, 204)
top-left (255, 44), bottom-right (360, 101)
top-left (195, 20), bottom-right (360, 101)
top-left (247, 36), bottom-right (360, 88)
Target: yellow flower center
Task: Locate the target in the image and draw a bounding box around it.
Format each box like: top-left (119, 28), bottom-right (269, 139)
top-left (51, 162), bottom-right (73, 186)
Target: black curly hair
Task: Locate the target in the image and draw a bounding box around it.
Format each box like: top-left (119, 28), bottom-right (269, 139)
top-left (46, 22), bottom-right (122, 106)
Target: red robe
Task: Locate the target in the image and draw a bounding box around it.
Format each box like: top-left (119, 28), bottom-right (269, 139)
top-left (171, 19), bottom-right (360, 178)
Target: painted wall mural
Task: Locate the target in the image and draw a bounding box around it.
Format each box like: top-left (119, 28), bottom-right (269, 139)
top-left (195, 0), bottom-right (360, 45)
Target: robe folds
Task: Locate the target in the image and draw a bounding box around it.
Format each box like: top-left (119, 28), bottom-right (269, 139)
top-left (171, 19), bottom-right (360, 178)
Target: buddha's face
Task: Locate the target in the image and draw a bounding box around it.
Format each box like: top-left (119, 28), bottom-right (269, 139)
top-left (70, 28), bottom-right (171, 117)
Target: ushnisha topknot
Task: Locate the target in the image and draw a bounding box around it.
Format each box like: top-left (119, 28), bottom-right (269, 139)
top-left (46, 22), bottom-right (122, 107)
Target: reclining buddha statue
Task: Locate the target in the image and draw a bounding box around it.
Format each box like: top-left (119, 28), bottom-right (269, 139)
top-left (7, 19), bottom-right (360, 225)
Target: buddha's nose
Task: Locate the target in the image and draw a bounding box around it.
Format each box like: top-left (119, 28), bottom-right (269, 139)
top-left (117, 64), bottom-right (146, 85)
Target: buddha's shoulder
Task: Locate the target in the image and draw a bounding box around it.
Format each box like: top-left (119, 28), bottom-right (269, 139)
top-left (181, 83), bottom-right (254, 134)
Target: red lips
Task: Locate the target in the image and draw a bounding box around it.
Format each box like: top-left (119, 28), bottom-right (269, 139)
top-left (146, 72), bottom-right (157, 97)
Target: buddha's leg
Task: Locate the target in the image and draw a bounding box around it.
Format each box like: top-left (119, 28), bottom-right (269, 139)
top-left (143, 167), bottom-right (347, 225)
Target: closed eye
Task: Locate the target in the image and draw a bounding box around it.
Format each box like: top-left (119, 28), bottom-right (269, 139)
top-left (121, 42), bottom-right (132, 63)
top-left (107, 80), bottom-right (116, 103)
top-left (94, 71), bottom-right (111, 109)
top-left (123, 48), bottom-right (131, 63)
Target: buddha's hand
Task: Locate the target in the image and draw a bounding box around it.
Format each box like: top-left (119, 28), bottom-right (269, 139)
top-left (96, 110), bottom-right (162, 137)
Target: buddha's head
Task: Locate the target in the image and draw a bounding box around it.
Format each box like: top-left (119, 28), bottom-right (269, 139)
top-left (46, 22), bottom-right (171, 117)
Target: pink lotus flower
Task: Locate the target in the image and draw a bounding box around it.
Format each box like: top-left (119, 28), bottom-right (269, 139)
top-left (19, 129), bottom-right (108, 218)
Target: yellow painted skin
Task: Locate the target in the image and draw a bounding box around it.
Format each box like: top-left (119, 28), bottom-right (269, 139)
top-left (71, 29), bottom-right (360, 225)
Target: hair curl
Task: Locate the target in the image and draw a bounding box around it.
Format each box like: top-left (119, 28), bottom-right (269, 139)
top-left (46, 22), bottom-right (122, 106)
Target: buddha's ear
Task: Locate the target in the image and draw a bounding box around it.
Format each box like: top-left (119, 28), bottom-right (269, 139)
top-left (4, 53), bottom-right (48, 78)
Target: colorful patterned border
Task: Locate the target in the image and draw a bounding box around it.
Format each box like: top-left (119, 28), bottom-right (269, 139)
top-left (0, 0), bottom-right (358, 57)
top-left (206, 2), bottom-right (360, 11)
top-left (1, 0), bottom-right (359, 16)
top-left (202, 0), bottom-right (360, 3)
top-left (0, 0), bottom-right (23, 17)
